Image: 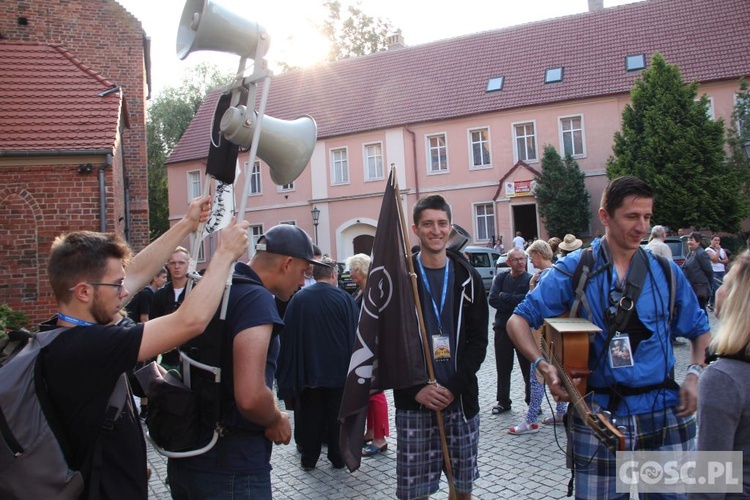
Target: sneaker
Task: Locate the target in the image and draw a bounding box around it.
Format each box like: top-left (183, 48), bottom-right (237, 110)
top-left (139, 406), bottom-right (148, 421)
top-left (542, 412), bottom-right (565, 425)
top-left (508, 421), bottom-right (539, 435)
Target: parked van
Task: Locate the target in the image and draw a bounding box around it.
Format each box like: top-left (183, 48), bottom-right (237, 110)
top-left (463, 246), bottom-right (502, 291)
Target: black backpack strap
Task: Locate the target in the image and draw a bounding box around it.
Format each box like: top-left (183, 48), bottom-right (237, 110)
top-left (87, 373), bottom-right (129, 500)
top-left (562, 246), bottom-right (610, 319)
top-left (653, 254), bottom-right (676, 322)
top-left (570, 248), bottom-right (594, 318)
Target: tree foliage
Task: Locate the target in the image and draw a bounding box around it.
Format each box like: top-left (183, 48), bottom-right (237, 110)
top-left (535, 145), bottom-right (591, 238)
top-left (725, 78), bottom-right (750, 198)
top-left (319, 0), bottom-right (397, 62)
top-left (147, 63), bottom-right (233, 239)
top-left (606, 52), bottom-right (746, 232)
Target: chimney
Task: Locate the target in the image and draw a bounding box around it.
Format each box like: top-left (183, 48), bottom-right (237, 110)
top-left (588, 0), bottom-right (604, 11)
top-left (386, 33), bottom-right (405, 51)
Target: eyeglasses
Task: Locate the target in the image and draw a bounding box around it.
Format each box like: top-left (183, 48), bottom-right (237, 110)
top-left (69, 281), bottom-right (125, 295)
top-left (509, 257), bottom-right (527, 263)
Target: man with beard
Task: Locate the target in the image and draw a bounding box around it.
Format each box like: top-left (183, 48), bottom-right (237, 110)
top-left (40, 198), bottom-right (250, 499)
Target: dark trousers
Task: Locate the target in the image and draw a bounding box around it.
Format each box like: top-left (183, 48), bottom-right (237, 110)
top-left (494, 326), bottom-right (531, 407)
top-left (298, 387), bottom-right (345, 469)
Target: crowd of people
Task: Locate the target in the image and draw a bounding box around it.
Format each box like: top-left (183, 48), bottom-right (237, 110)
top-left (12, 174), bottom-right (750, 499)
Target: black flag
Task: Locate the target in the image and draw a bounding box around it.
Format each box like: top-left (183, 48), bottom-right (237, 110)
top-left (338, 170), bottom-right (427, 472)
top-left (205, 91), bottom-right (240, 184)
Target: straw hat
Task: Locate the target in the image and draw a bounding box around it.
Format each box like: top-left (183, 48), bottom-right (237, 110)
top-left (558, 234), bottom-right (583, 252)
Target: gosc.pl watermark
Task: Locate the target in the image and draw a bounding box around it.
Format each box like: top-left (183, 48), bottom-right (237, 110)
top-left (616, 451), bottom-right (743, 494)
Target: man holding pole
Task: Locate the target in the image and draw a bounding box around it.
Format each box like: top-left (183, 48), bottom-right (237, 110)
top-left (393, 194), bottom-right (488, 500)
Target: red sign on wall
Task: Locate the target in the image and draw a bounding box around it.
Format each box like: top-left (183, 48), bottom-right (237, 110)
top-left (504, 179), bottom-right (536, 197)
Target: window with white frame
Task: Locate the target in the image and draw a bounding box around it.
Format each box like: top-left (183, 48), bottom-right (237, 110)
top-left (470, 128), bottom-right (491, 169)
top-left (279, 182), bottom-right (294, 192)
top-left (559, 115), bottom-right (585, 157)
top-left (734, 91), bottom-right (750, 134)
top-left (331, 148), bottom-right (349, 185)
top-left (248, 161), bottom-right (261, 195)
top-left (187, 170), bottom-right (201, 201)
top-left (280, 220), bottom-right (296, 226)
top-left (249, 224), bottom-right (263, 257)
top-left (474, 203), bottom-right (496, 242)
top-left (364, 143), bottom-right (384, 180)
top-left (427, 134), bottom-right (448, 173)
top-left (696, 97), bottom-right (715, 120)
top-left (189, 233), bottom-right (205, 262)
top-left (513, 122), bottom-right (537, 162)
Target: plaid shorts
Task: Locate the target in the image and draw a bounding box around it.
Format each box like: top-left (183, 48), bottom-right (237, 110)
top-left (395, 407), bottom-right (479, 500)
top-left (570, 406), bottom-right (696, 499)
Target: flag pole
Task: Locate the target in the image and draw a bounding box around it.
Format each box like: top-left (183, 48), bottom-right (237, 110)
top-left (391, 167), bottom-right (457, 500)
top-left (185, 175), bottom-right (212, 295)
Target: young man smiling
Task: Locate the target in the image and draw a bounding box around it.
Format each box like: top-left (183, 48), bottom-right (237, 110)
top-left (392, 194), bottom-right (488, 500)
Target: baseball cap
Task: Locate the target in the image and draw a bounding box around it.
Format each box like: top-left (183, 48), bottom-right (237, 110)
top-left (255, 225), bottom-right (330, 267)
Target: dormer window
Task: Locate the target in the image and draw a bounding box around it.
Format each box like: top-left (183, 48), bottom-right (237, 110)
top-left (545, 67), bottom-right (563, 84)
top-left (486, 76), bottom-right (504, 92)
top-left (626, 54), bottom-right (646, 71)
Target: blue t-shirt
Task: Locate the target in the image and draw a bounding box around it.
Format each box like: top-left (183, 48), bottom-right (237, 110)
top-left (176, 262), bottom-right (284, 474)
top-left (514, 238), bottom-right (710, 416)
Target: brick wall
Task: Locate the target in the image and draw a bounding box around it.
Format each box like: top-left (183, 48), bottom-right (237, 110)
top-left (0, 0), bottom-right (150, 325)
top-left (0, 0), bottom-right (150, 251)
top-left (0, 162), bottom-right (116, 325)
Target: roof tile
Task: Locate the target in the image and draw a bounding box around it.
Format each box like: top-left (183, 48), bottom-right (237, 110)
top-left (0, 41), bottom-right (123, 152)
top-left (169, 0), bottom-right (750, 164)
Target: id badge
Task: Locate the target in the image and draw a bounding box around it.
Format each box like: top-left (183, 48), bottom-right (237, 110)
top-left (433, 335), bottom-right (452, 361)
top-left (609, 332), bottom-right (634, 368)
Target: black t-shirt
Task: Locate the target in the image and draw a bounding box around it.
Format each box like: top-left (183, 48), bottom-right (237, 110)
top-left (150, 284), bottom-right (185, 365)
top-left (126, 287), bottom-right (155, 323)
top-left (41, 324), bottom-right (146, 499)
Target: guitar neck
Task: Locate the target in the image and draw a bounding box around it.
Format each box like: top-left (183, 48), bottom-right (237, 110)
top-left (541, 337), bottom-right (589, 419)
top-left (540, 336), bottom-right (625, 455)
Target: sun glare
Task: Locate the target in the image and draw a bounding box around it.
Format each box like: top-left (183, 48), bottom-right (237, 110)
top-left (275, 30), bottom-right (331, 69)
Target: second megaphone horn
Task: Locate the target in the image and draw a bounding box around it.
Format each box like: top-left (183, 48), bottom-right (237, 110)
top-left (220, 106), bottom-right (318, 186)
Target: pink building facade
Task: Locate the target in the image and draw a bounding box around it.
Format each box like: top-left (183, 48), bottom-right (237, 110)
top-left (166, 0), bottom-right (750, 265)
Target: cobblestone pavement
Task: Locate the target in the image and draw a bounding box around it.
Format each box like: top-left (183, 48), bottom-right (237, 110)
top-left (146, 308), bottom-right (715, 499)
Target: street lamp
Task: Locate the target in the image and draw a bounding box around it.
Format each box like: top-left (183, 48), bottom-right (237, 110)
top-left (311, 206), bottom-right (320, 244)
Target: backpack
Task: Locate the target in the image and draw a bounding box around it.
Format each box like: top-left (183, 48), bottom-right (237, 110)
top-left (562, 245), bottom-right (675, 323)
top-left (138, 273), bottom-right (262, 458)
top-left (0, 327), bottom-right (128, 500)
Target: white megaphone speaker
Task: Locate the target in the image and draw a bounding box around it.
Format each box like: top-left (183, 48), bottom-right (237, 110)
top-left (176, 0), bottom-right (270, 60)
top-left (221, 106), bottom-right (318, 185)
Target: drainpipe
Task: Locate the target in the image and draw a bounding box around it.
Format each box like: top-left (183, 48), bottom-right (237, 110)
top-left (99, 153), bottom-right (113, 232)
top-left (405, 126), bottom-right (420, 199)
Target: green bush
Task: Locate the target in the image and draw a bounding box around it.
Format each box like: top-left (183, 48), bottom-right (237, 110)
top-left (0, 304), bottom-right (30, 334)
top-left (719, 234), bottom-right (749, 259)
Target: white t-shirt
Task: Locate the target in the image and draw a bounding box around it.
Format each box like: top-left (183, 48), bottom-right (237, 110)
top-left (706, 247), bottom-right (726, 273)
top-left (512, 236), bottom-right (525, 249)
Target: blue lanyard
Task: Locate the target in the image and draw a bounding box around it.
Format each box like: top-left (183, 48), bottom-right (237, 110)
top-left (417, 253), bottom-right (449, 335)
top-left (57, 312), bottom-right (94, 326)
